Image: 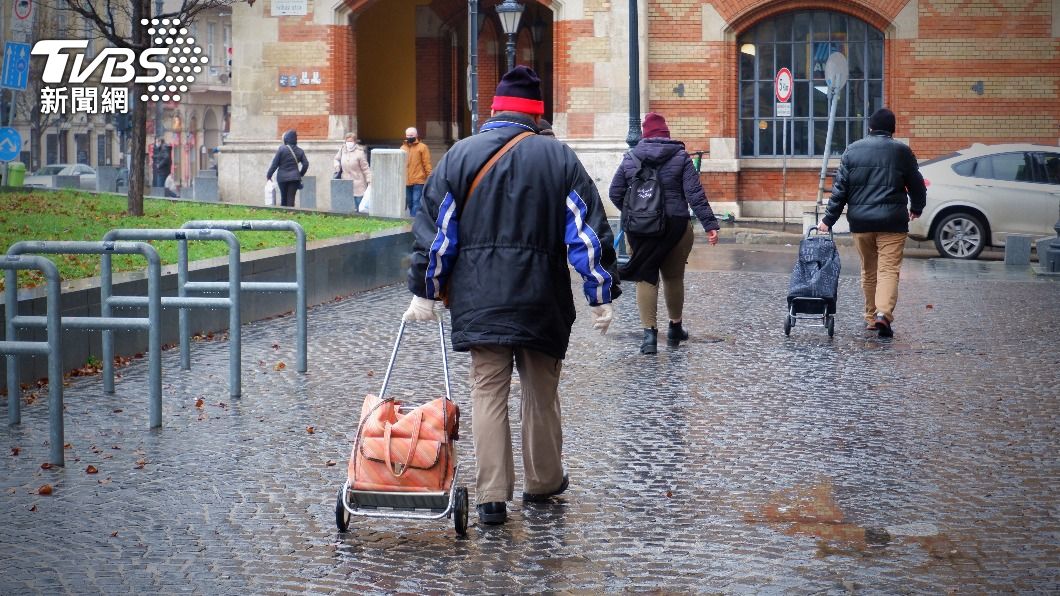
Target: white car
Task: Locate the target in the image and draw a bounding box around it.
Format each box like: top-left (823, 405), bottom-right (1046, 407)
top-left (909, 144), bottom-right (1060, 259)
top-left (23, 163), bottom-right (98, 191)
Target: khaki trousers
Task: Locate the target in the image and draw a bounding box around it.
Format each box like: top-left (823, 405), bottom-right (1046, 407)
top-left (636, 221), bottom-right (695, 329)
top-left (852, 232), bottom-right (907, 324)
top-left (468, 345), bottom-right (564, 503)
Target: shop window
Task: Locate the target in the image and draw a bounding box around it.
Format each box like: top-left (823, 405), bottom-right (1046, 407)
top-left (738, 10), bottom-right (884, 158)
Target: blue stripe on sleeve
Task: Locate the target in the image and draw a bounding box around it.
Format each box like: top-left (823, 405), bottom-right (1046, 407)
top-left (564, 190), bottom-right (613, 305)
top-left (425, 192), bottom-right (459, 300)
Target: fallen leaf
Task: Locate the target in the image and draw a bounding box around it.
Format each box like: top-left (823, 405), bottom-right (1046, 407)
top-left (10, 447), bottom-right (19, 456)
top-left (134, 458), bottom-right (147, 469)
top-left (665, 490), bottom-right (673, 498)
top-left (272, 343), bottom-right (280, 349)
top-left (37, 484), bottom-right (53, 495)
top-left (63, 443), bottom-right (72, 449)
top-left (325, 460), bottom-right (336, 466)
top-left (366, 370), bottom-right (374, 377)
top-left (306, 426), bottom-right (315, 434)
top-left (85, 465), bottom-right (98, 474)
top-left (926, 304), bottom-right (934, 309)
top-left (29, 504), bottom-right (37, 512)
top-left (274, 361), bottom-right (287, 371)
top-left (195, 398), bottom-right (204, 409)
top-left (216, 402), bottom-right (227, 409)
top-left (40, 462), bottom-right (53, 470)
top-left (113, 409), bottom-right (123, 413)
top-left (111, 445), bottom-right (121, 450)
top-left (110, 531), bottom-right (118, 538)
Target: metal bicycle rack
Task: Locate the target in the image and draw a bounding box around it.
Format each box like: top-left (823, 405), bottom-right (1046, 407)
top-left (5, 242), bottom-right (163, 464)
top-left (100, 228), bottom-right (242, 397)
top-left (1, 255), bottom-right (64, 466)
top-left (179, 220), bottom-right (307, 373)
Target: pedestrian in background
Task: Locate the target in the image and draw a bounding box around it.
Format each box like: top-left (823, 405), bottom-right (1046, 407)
top-left (609, 112), bottom-right (720, 355)
top-left (817, 108), bottom-right (926, 337)
top-left (333, 132), bottom-right (371, 211)
top-left (152, 137), bottom-right (172, 188)
top-left (266, 129), bottom-right (309, 208)
top-left (403, 65), bottom-right (621, 526)
top-left (401, 126), bottom-right (431, 217)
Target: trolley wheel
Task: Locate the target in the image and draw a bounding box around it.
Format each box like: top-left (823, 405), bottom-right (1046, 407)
top-left (783, 315), bottom-right (792, 336)
top-left (335, 487), bottom-right (351, 532)
top-left (453, 487), bottom-right (469, 536)
top-left (826, 316), bottom-right (835, 337)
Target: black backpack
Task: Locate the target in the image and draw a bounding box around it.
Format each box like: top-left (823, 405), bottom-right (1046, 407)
top-left (621, 154), bottom-right (666, 236)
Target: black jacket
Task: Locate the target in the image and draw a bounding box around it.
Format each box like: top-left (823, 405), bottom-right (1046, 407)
top-left (823, 131), bottom-right (927, 233)
top-left (608, 137), bottom-right (719, 232)
top-left (408, 115), bottom-right (621, 360)
top-left (266, 130), bottom-right (309, 184)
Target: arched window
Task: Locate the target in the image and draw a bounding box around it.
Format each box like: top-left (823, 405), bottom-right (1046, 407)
top-left (738, 11), bottom-right (884, 157)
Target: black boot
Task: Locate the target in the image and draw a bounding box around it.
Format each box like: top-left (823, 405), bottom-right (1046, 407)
top-left (640, 328), bottom-right (658, 354)
top-left (667, 320), bottom-right (688, 347)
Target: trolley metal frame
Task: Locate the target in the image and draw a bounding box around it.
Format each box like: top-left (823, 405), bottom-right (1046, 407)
top-left (336, 318), bottom-right (468, 535)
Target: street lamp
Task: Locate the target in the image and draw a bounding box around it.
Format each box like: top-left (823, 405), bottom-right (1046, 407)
top-left (625, 0), bottom-right (640, 148)
top-left (154, 0), bottom-right (165, 147)
top-left (495, 0), bottom-right (524, 74)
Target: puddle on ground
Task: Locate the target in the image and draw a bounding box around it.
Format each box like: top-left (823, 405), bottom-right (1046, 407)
top-left (744, 477), bottom-right (982, 566)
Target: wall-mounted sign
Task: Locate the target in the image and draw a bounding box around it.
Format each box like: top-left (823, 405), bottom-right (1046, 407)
top-left (280, 72), bottom-right (322, 87)
top-left (271, 0), bottom-right (307, 16)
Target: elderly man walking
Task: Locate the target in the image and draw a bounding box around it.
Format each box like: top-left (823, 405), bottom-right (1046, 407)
top-left (403, 66), bottom-right (621, 525)
top-left (817, 108), bottom-right (926, 337)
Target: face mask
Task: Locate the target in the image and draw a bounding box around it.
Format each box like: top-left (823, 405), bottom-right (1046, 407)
top-left (345, 141), bottom-right (356, 150)
top-left (406, 137), bottom-right (416, 144)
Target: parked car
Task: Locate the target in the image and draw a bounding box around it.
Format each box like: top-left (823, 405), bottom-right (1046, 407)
top-left (910, 144), bottom-right (1060, 259)
top-left (23, 163), bottom-right (98, 191)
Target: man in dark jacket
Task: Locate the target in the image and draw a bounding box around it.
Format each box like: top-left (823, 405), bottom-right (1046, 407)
top-left (152, 138), bottom-right (172, 189)
top-left (817, 108), bottom-right (926, 337)
top-left (266, 129), bottom-right (309, 207)
top-left (404, 66), bottom-right (621, 525)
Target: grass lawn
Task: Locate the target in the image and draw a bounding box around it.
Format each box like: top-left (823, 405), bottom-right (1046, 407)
top-left (0, 190), bottom-right (407, 290)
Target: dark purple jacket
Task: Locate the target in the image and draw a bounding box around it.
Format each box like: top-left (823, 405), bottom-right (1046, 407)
top-left (608, 137), bottom-right (719, 232)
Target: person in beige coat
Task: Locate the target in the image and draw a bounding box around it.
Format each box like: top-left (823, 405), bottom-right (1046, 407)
top-left (333, 132), bottom-right (372, 211)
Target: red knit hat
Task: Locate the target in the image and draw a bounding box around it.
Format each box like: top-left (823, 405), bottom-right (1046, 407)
top-left (491, 65), bottom-right (545, 116)
top-left (642, 112), bottom-right (670, 138)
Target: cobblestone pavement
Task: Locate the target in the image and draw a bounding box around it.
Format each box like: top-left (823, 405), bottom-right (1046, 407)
top-left (2, 245), bottom-right (1058, 594)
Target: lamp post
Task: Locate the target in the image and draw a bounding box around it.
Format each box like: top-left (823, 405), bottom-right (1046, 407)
top-left (154, 0), bottom-right (165, 146)
top-left (496, 0), bottom-right (524, 74)
top-left (625, 0), bottom-right (640, 148)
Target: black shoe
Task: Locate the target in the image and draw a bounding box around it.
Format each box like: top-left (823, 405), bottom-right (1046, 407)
top-left (523, 474), bottom-right (569, 503)
top-left (640, 328), bottom-right (658, 354)
top-left (667, 321), bottom-right (689, 347)
top-left (874, 314), bottom-right (893, 338)
top-left (476, 501), bottom-right (507, 525)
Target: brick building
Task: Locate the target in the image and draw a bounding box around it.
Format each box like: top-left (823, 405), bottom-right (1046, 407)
top-left (220, 0), bottom-right (1060, 218)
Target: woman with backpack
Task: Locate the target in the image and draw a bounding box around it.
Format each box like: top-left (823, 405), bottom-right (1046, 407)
top-left (608, 112), bottom-right (720, 354)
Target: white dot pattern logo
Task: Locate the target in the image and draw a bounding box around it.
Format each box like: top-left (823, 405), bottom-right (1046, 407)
top-left (146, 17), bottom-right (202, 106)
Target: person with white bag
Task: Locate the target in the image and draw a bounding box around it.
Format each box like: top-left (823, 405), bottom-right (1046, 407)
top-left (333, 132), bottom-right (371, 212)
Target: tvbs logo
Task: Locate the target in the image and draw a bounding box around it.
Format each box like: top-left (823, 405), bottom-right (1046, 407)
top-left (31, 18), bottom-right (208, 103)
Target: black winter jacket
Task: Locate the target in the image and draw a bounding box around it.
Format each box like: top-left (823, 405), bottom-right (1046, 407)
top-left (408, 115), bottom-right (622, 360)
top-left (608, 137), bottom-right (720, 233)
top-left (823, 131), bottom-right (927, 233)
top-left (266, 130), bottom-right (309, 184)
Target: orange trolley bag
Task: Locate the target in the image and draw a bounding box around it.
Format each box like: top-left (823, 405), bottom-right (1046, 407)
top-left (335, 319), bottom-right (468, 536)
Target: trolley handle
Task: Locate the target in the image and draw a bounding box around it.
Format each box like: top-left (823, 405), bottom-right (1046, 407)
top-left (806, 227), bottom-right (835, 241)
top-left (377, 318), bottom-right (452, 404)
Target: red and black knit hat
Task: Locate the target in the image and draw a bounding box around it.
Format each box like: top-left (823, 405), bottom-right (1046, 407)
top-left (491, 65), bottom-right (545, 116)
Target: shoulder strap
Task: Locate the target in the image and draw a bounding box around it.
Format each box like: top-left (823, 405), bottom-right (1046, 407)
top-left (463, 131), bottom-right (535, 211)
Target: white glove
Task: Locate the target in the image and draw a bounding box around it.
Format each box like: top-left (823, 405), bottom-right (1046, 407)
top-left (403, 296), bottom-right (438, 322)
top-left (590, 304), bottom-right (613, 335)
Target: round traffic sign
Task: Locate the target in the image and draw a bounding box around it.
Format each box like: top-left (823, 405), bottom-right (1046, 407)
top-left (14, 0), bottom-right (32, 20)
top-left (824, 52), bottom-right (849, 92)
top-left (775, 68), bottom-right (793, 103)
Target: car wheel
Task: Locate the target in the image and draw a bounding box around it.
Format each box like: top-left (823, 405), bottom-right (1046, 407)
top-left (934, 212), bottom-right (986, 259)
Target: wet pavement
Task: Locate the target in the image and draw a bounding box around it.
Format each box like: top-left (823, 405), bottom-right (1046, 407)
top-left (1, 244), bottom-right (1058, 593)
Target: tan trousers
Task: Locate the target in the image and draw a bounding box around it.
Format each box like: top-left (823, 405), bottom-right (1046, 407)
top-left (636, 221), bottom-right (695, 329)
top-left (468, 345), bottom-right (564, 503)
top-left (853, 232), bottom-right (907, 324)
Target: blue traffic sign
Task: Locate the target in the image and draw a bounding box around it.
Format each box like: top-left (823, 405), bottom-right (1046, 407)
top-left (0, 128), bottom-right (22, 161)
top-left (1, 42), bottom-right (31, 91)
